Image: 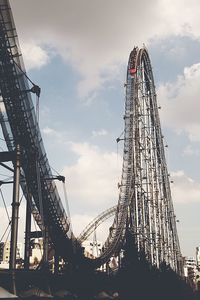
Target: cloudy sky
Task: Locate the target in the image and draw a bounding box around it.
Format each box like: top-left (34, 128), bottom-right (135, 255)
top-left (1, 0), bottom-right (200, 258)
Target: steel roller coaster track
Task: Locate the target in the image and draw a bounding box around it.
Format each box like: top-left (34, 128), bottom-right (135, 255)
top-left (78, 206), bottom-right (117, 243)
top-left (0, 0), bottom-right (77, 263)
top-left (75, 45), bottom-right (182, 271)
top-left (0, 0), bottom-right (182, 272)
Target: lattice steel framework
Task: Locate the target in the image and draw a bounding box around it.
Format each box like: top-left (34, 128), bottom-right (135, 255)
top-left (0, 0), bottom-right (182, 274)
top-left (125, 47), bottom-right (182, 272)
top-left (0, 0), bottom-right (78, 262)
top-left (92, 47), bottom-right (182, 272)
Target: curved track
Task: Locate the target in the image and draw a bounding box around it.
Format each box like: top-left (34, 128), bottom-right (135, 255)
top-left (127, 48), bottom-right (182, 271)
top-left (0, 0), bottom-right (182, 273)
top-left (78, 206), bottom-right (117, 243)
top-left (91, 47), bottom-right (182, 271)
top-left (0, 0), bottom-right (79, 262)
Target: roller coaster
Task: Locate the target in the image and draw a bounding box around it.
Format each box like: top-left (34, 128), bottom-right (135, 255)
top-left (0, 0), bottom-right (182, 281)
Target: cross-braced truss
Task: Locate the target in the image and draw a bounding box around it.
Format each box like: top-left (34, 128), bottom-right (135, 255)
top-left (0, 0), bottom-right (182, 274)
top-left (81, 48), bottom-right (182, 273)
top-left (124, 47), bottom-right (182, 272)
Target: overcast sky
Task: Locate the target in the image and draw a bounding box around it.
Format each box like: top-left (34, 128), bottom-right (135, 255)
top-left (1, 0), bottom-right (200, 258)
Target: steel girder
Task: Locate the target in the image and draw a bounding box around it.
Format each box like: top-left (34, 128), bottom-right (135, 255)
top-left (0, 0), bottom-right (182, 273)
top-left (0, 0), bottom-right (79, 263)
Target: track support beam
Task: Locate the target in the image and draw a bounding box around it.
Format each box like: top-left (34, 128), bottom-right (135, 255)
top-left (9, 144), bottom-right (20, 294)
top-left (24, 194), bottom-right (32, 270)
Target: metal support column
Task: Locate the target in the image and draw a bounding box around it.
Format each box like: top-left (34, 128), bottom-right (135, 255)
top-left (43, 225), bottom-right (49, 264)
top-left (54, 250), bottom-right (59, 274)
top-left (9, 144), bottom-right (20, 295)
top-left (24, 194), bottom-right (32, 269)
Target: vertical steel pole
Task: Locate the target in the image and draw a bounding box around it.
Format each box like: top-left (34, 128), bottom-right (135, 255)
top-left (24, 194), bottom-right (31, 269)
top-left (9, 144), bottom-right (20, 270)
top-left (9, 145), bottom-right (20, 295)
top-left (43, 225), bottom-right (49, 264)
top-left (54, 250), bottom-right (59, 274)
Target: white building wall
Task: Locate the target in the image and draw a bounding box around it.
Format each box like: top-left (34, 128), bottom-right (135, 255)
top-left (2, 241), bottom-right (22, 263)
top-left (82, 240), bottom-right (102, 258)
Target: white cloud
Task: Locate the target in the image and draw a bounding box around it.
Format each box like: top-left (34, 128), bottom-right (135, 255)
top-left (171, 170), bottom-right (200, 203)
top-left (61, 142), bottom-right (122, 214)
top-left (42, 126), bottom-right (69, 145)
top-left (20, 41), bottom-right (50, 70)
top-left (10, 0), bottom-right (200, 100)
top-left (182, 145), bottom-right (200, 157)
top-left (92, 129), bottom-right (108, 137)
top-left (42, 126), bottom-right (58, 136)
top-left (158, 62), bottom-right (200, 141)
